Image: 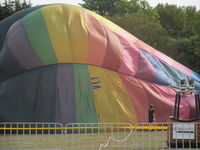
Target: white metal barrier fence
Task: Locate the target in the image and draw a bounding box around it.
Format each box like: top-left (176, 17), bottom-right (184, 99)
top-left (0, 122), bottom-right (65, 149)
top-left (139, 122), bottom-right (200, 149)
top-left (0, 122), bottom-right (200, 149)
top-left (65, 122), bottom-right (200, 150)
top-left (65, 123), bottom-right (133, 150)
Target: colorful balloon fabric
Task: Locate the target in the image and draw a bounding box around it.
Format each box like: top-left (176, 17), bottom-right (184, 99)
top-left (0, 4), bottom-right (200, 124)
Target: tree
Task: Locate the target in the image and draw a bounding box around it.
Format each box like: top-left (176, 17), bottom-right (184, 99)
top-left (156, 4), bottom-right (200, 73)
top-left (81, 0), bottom-right (159, 20)
top-left (173, 36), bottom-right (200, 73)
top-left (156, 4), bottom-right (199, 38)
top-left (156, 4), bottom-right (187, 38)
top-left (182, 6), bottom-right (199, 37)
top-left (0, 0), bottom-right (31, 21)
top-left (81, 0), bottom-right (128, 16)
top-left (107, 14), bottom-right (177, 56)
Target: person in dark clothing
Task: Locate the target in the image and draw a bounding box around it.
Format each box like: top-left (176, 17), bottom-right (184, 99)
top-left (148, 104), bottom-right (155, 123)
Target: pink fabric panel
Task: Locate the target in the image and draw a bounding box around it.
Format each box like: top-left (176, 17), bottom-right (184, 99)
top-left (116, 33), bottom-right (155, 81)
top-left (138, 81), bottom-right (174, 122)
top-left (117, 29), bottom-right (138, 43)
top-left (83, 11), bottom-right (107, 66)
top-left (134, 51), bottom-right (156, 81)
top-left (179, 94), bottom-right (196, 119)
top-left (117, 33), bottom-right (139, 76)
top-left (134, 40), bottom-right (157, 54)
top-left (102, 27), bottom-right (123, 71)
top-left (120, 75), bottom-right (149, 123)
top-left (121, 74), bottom-right (191, 122)
top-left (152, 84), bottom-right (190, 121)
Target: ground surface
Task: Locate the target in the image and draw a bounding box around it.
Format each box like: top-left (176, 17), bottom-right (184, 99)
top-left (0, 130), bottom-right (169, 149)
top-left (0, 129), bottom-right (198, 149)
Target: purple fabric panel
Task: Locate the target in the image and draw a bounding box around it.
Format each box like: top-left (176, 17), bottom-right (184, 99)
top-left (7, 20), bottom-right (21, 36)
top-left (7, 20), bottom-right (42, 70)
top-left (55, 64), bottom-right (76, 123)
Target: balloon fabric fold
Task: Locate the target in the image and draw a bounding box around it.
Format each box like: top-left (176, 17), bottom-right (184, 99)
top-left (0, 4), bottom-right (199, 124)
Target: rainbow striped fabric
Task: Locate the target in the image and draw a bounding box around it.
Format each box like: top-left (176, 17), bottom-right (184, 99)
top-left (0, 4), bottom-right (199, 124)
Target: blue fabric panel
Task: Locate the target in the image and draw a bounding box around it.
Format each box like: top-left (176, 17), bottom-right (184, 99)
top-left (141, 50), bottom-right (170, 86)
top-left (141, 50), bottom-right (189, 88)
top-left (0, 41), bottom-right (25, 80)
top-left (190, 72), bottom-right (200, 90)
top-left (157, 60), bottom-right (190, 88)
top-left (191, 72), bottom-right (200, 82)
top-left (0, 65), bottom-right (57, 122)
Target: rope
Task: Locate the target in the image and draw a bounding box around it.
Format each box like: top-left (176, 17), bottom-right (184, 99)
top-left (98, 128), bottom-right (133, 150)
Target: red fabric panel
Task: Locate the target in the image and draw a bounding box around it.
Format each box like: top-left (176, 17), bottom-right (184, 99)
top-left (102, 27), bottom-right (123, 71)
top-left (83, 11), bottom-right (107, 66)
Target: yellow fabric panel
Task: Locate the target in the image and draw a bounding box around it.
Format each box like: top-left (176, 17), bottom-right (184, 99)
top-left (62, 5), bottom-right (88, 63)
top-left (42, 5), bottom-right (72, 62)
top-left (88, 66), bottom-right (137, 124)
top-left (86, 10), bottom-right (121, 33)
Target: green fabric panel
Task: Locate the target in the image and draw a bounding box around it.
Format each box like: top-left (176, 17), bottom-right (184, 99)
top-left (22, 9), bottom-right (57, 65)
top-left (73, 64), bottom-right (98, 123)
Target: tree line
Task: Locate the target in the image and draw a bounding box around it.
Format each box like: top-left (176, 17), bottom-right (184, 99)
top-left (0, 0), bottom-right (200, 73)
top-left (0, 0), bottom-right (31, 20)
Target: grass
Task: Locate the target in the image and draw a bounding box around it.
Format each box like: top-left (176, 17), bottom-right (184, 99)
top-left (0, 129), bottom-right (169, 149)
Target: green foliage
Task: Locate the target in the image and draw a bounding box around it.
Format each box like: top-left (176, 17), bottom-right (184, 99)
top-left (174, 36), bottom-right (200, 73)
top-left (81, 0), bottom-right (127, 16)
top-left (156, 4), bottom-right (200, 73)
top-left (107, 14), bottom-right (168, 51)
top-left (156, 4), bottom-right (199, 38)
top-left (0, 0), bottom-right (31, 21)
top-left (108, 14), bottom-right (179, 59)
top-left (156, 4), bottom-right (186, 38)
top-left (81, 0), bottom-right (159, 20)
top-left (81, 0), bottom-right (200, 73)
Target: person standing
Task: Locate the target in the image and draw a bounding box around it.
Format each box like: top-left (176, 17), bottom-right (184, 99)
top-left (148, 104), bottom-right (155, 123)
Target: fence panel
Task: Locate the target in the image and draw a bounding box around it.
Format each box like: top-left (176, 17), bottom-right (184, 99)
top-left (0, 122), bottom-right (65, 149)
top-left (65, 123), bottom-right (133, 150)
top-left (135, 123), bottom-right (168, 149)
top-left (0, 122), bottom-right (200, 149)
top-left (136, 122), bottom-right (200, 150)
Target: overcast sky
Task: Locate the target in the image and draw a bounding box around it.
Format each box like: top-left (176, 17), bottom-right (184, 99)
top-left (0, 0), bottom-right (199, 10)
top-left (30, 0), bottom-right (200, 10)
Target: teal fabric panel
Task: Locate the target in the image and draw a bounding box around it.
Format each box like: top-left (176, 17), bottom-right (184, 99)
top-left (73, 64), bottom-right (98, 123)
top-left (22, 9), bottom-right (57, 65)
